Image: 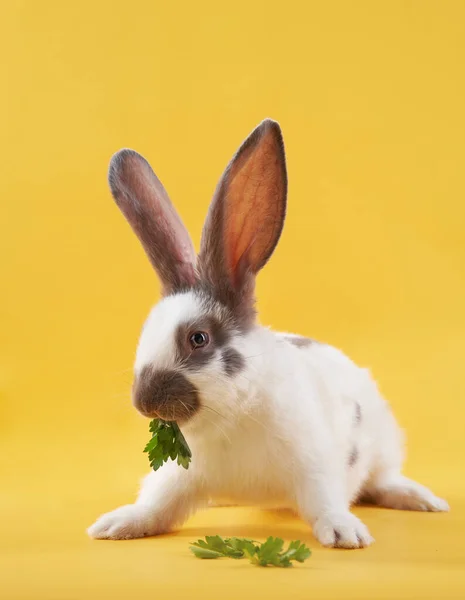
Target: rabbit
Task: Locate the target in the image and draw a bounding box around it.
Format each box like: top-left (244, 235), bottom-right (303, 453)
top-left (87, 119), bottom-right (449, 548)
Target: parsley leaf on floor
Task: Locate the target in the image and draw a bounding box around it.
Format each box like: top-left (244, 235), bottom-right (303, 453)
top-left (144, 419), bottom-right (192, 472)
top-left (190, 536), bottom-right (311, 567)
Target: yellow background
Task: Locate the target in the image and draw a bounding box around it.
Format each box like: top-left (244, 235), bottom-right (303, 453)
top-left (2, 1), bottom-right (464, 598)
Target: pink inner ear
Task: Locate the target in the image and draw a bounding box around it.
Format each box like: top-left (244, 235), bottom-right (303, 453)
top-left (223, 125), bottom-right (286, 280)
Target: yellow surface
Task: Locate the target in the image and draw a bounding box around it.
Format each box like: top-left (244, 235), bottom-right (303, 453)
top-left (1, 1), bottom-right (465, 598)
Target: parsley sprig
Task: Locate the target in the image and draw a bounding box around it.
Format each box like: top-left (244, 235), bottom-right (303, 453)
top-left (190, 535), bottom-right (311, 567)
top-left (144, 419), bottom-right (192, 472)
top-left (144, 424), bottom-right (311, 568)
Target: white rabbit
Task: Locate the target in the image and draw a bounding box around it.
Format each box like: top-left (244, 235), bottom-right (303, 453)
top-left (88, 119), bottom-right (449, 548)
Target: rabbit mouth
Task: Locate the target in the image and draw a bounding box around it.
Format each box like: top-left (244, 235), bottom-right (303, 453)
top-left (132, 367), bottom-right (200, 423)
top-left (151, 401), bottom-right (198, 424)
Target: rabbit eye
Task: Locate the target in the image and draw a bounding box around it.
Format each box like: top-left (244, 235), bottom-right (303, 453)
top-left (189, 331), bottom-right (209, 349)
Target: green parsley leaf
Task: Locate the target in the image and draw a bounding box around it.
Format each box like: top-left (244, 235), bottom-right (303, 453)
top-left (189, 535), bottom-right (311, 567)
top-left (256, 536), bottom-right (285, 566)
top-left (190, 547), bottom-right (224, 559)
top-left (144, 419), bottom-right (192, 472)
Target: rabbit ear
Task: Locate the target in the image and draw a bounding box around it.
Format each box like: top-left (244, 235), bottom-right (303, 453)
top-left (198, 119), bottom-right (287, 322)
top-left (108, 149), bottom-right (197, 295)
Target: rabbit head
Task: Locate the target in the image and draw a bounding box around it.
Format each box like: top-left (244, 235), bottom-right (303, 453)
top-left (108, 119), bottom-right (287, 427)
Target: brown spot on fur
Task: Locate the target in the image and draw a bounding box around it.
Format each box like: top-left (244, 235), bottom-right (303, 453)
top-left (221, 348), bottom-right (245, 376)
top-left (284, 335), bottom-right (313, 348)
top-left (348, 447), bottom-right (359, 467)
top-left (133, 367), bottom-right (199, 422)
top-left (354, 403), bottom-right (362, 425)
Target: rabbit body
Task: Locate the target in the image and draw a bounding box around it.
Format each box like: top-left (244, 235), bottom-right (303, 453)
top-left (88, 121), bottom-right (448, 548)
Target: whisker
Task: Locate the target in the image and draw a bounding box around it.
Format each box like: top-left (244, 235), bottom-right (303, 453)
top-left (199, 408), bottom-right (233, 444)
top-left (201, 403), bottom-right (229, 422)
top-left (193, 380), bottom-right (288, 443)
top-left (178, 399), bottom-right (195, 420)
top-left (241, 352), bottom-right (269, 360)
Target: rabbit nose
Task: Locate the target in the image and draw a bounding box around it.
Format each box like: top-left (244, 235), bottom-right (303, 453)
top-left (132, 367), bottom-right (200, 423)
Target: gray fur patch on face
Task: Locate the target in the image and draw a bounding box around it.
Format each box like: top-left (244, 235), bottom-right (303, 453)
top-left (354, 402), bottom-right (362, 425)
top-left (348, 447), bottom-right (359, 467)
top-left (221, 347), bottom-right (245, 376)
top-left (284, 335), bottom-right (313, 348)
top-left (174, 296), bottom-right (240, 372)
top-left (133, 367), bottom-right (200, 422)
top-left (194, 280), bottom-right (257, 333)
top-left (192, 284), bottom-right (256, 333)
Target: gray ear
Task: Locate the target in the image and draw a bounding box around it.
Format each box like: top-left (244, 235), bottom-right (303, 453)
top-left (197, 119), bottom-right (287, 321)
top-left (108, 149), bottom-right (197, 295)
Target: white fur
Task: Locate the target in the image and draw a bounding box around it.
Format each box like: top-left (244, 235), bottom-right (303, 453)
top-left (90, 120), bottom-right (448, 548)
top-left (88, 305), bottom-right (449, 548)
top-left (134, 293), bottom-right (206, 373)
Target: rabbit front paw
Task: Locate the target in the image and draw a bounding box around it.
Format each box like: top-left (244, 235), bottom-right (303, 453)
top-left (313, 511), bottom-right (374, 549)
top-left (87, 504), bottom-right (162, 540)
